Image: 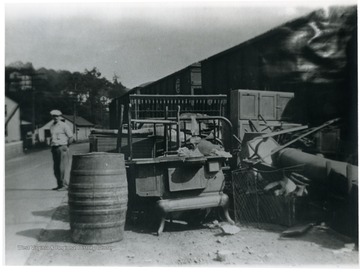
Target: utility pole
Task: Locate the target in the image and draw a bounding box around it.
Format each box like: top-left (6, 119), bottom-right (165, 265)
top-left (73, 98), bottom-right (77, 141)
top-left (73, 83), bottom-right (78, 141)
top-left (28, 71), bottom-right (43, 146)
top-left (100, 96), bottom-right (108, 128)
top-left (30, 84), bottom-right (36, 146)
top-left (31, 89), bottom-right (35, 133)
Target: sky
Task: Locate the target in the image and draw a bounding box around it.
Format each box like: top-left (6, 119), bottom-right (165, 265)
top-left (4, 0), bottom-right (358, 89)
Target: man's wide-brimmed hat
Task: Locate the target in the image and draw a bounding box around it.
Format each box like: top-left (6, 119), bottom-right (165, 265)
top-left (50, 109), bottom-right (62, 116)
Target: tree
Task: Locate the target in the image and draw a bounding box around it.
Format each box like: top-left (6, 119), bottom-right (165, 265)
top-left (109, 74), bottom-right (128, 98)
top-left (72, 67), bottom-right (109, 124)
top-left (5, 63), bottom-right (128, 130)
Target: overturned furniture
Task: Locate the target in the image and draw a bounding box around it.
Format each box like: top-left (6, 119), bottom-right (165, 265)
top-left (121, 107), bottom-right (236, 235)
top-left (234, 118), bottom-right (358, 238)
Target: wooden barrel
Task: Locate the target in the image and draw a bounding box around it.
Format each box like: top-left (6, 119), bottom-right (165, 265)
top-left (68, 152), bottom-right (128, 244)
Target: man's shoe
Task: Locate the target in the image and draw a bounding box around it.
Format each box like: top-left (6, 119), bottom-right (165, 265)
top-left (52, 187), bottom-right (60, 190)
top-left (57, 187), bottom-right (67, 191)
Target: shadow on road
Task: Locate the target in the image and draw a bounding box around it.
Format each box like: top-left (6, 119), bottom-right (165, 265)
top-left (125, 219), bottom-right (203, 236)
top-left (16, 228), bottom-right (45, 240)
top-left (39, 229), bottom-right (72, 243)
top-left (32, 205), bottom-right (69, 223)
top-left (125, 209), bottom-right (215, 235)
top-left (32, 209), bottom-right (57, 218)
top-left (16, 229), bottom-right (72, 243)
top-left (6, 189), bottom-right (53, 191)
top-left (278, 228), bottom-right (354, 250)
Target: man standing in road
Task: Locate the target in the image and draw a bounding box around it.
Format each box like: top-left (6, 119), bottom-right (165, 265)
top-left (49, 110), bottom-right (73, 191)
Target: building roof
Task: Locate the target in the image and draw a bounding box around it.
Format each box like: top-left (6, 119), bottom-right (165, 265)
top-left (200, 7), bottom-right (355, 63)
top-left (144, 62), bottom-right (201, 88)
top-left (62, 114), bottom-right (94, 127)
top-left (137, 81), bottom-right (154, 88)
top-left (119, 62), bottom-right (201, 98)
top-left (117, 81), bottom-right (154, 98)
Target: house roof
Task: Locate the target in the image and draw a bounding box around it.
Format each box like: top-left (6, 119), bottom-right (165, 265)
top-left (5, 95), bottom-right (20, 105)
top-left (137, 62), bottom-right (201, 91)
top-left (115, 81), bottom-right (154, 99)
top-left (62, 114), bottom-right (94, 127)
top-left (137, 81), bottom-right (154, 88)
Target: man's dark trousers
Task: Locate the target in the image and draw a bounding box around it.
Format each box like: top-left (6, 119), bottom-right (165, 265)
top-left (51, 145), bottom-right (69, 188)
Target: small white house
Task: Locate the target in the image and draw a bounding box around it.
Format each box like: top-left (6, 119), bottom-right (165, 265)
top-left (5, 96), bottom-right (23, 158)
top-left (38, 114), bottom-right (94, 145)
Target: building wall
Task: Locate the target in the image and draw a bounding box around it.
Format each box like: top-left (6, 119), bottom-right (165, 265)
top-left (9, 72), bottom-right (32, 91)
top-left (5, 97), bottom-right (21, 143)
top-left (75, 126), bottom-right (92, 142)
top-left (38, 119), bottom-right (92, 144)
top-left (201, 7), bottom-right (357, 128)
top-left (37, 120), bottom-right (53, 143)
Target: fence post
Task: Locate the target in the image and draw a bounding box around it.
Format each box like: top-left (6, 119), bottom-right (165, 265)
top-left (164, 106), bottom-right (169, 154)
top-left (176, 105), bottom-right (181, 149)
top-left (116, 104), bottom-right (124, 153)
top-left (127, 104), bottom-right (133, 161)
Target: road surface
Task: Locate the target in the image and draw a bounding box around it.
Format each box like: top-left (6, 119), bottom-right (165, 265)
top-left (4, 142), bottom-right (358, 267)
top-left (5, 143), bottom-right (89, 265)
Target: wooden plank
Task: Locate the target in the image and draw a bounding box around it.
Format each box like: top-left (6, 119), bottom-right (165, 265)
top-left (132, 119), bottom-right (178, 125)
top-left (260, 125), bottom-right (308, 138)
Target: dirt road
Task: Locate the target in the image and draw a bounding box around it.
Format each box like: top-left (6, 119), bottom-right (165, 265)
top-left (5, 143), bottom-right (358, 267)
top-left (24, 201), bottom-right (358, 266)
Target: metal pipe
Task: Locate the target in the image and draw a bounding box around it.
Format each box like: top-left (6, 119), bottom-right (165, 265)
top-left (273, 148), bottom-right (358, 195)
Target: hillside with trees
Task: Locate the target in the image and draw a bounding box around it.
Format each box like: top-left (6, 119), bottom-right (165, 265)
top-left (5, 61), bottom-right (128, 129)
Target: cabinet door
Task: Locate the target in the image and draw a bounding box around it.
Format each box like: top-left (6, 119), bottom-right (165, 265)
top-left (276, 92), bottom-right (294, 120)
top-left (239, 90), bottom-right (258, 120)
top-left (259, 92), bottom-right (276, 120)
top-left (135, 164), bottom-right (164, 197)
top-left (168, 166), bottom-right (206, 192)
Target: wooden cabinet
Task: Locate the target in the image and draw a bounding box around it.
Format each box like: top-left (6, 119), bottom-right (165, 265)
top-left (230, 89), bottom-right (294, 122)
top-left (230, 89), bottom-right (295, 139)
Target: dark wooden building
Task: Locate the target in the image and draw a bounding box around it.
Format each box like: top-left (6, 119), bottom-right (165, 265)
top-left (139, 62), bottom-right (202, 95)
top-left (110, 6), bottom-right (356, 158)
top-left (200, 6), bottom-right (357, 129)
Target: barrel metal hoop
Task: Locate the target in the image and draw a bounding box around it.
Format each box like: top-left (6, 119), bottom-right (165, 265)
top-left (68, 192), bottom-right (127, 197)
top-left (71, 221), bottom-right (125, 229)
top-left (71, 169), bottom-right (125, 176)
top-left (69, 208), bottom-right (126, 215)
top-left (69, 199), bottom-right (128, 206)
top-left (69, 184), bottom-right (128, 189)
